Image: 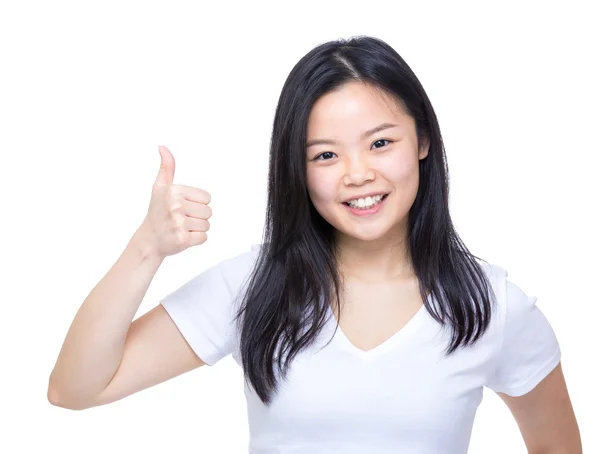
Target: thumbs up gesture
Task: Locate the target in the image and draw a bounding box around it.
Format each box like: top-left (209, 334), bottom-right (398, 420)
top-left (139, 146), bottom-right (212, 259)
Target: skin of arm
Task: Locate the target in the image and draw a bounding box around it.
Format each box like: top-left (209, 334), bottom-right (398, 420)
top-left (497, 362), bottom-right (582, 453)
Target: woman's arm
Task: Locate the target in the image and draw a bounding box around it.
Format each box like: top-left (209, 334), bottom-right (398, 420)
top-left (48, 226), bottom-right (165, 408)
top-left (496, 361), bottom-right (582, 453)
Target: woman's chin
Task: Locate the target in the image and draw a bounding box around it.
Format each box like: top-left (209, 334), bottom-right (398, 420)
top-left (335, 226), bottom-right (391, 243)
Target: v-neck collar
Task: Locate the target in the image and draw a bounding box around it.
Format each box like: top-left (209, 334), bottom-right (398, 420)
top-left (325, 292), bottom-right (432, 361)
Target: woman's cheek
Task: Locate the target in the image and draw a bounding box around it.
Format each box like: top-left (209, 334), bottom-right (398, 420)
top-left (381, 155), bottom-right (416, 183)
top-left (307, 169), bottom-right (334, 202)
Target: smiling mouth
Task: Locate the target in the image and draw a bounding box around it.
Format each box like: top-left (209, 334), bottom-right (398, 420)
top-left (342, 193), bottom-right (389, 207)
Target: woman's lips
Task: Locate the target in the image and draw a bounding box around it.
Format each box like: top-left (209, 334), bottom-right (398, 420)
top-left (342, 194), bottom-right (389, 217)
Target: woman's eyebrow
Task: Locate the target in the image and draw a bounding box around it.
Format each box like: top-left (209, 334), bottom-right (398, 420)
top-left (306, 122), bottom-right (399, 148)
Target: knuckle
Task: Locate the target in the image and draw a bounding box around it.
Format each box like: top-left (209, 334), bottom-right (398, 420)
top-left (172, 215), bottom-right (186, 230)
top-left (170, 201), bottom-right (184, 213)
top-left (168, 189), bottom-right (184, 206)
top-left (175, 231), bottom-right (187, 245)
top-left (168, 185), bottom-right (181, 197)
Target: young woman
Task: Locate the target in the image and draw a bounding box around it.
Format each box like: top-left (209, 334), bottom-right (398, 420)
top-left (48, 36), bottom-right (581, 453)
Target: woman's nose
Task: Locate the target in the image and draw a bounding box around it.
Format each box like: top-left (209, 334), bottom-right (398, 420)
top-left (343, 154), bottom-right (375, 186)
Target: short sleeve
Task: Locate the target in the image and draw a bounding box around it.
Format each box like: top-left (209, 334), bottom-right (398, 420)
top-left (485, 270), bottom-right (561, 396)
top-left (160, 244), bottom-right (260, 366)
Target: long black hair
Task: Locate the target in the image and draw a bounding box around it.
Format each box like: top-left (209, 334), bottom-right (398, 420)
top-left (232, 35), bottom-right (495, 406)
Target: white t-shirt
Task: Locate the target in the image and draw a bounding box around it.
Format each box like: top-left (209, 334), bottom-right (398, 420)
top-left (160, 243), bottom-right (561, 453)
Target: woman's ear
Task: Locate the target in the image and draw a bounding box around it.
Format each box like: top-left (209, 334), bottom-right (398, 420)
top-left (419, 137), bottom-right (430, 160)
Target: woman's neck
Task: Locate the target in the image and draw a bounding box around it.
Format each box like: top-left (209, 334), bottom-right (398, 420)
top-left (335, 237), bottom-right (415, 284)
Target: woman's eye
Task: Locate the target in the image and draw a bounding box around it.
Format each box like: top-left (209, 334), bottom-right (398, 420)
top-left (372, 139), bottom-right (391, 149)
top-left (314, 151), bottom-right (336, 161)
top-left (313, 140), bottom-right (391, 160)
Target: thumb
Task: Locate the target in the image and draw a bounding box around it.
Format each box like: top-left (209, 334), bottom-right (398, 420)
top-left (155, 145), bottom-right (175, 187)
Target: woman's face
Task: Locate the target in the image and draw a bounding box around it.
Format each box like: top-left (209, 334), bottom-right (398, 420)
top-left (305, 82), bottom-right (429, 243)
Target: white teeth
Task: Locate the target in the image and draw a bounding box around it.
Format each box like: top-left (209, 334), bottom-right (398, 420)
top-left (347, 194), bottom-right (385, 208)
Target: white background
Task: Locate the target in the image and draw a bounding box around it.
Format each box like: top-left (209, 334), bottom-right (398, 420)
top-left (1, 0), bottom-right (598, 452)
